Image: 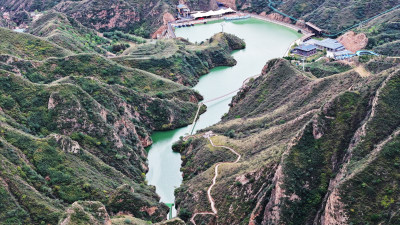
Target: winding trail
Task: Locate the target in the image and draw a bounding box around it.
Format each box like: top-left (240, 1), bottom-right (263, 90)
top-left (190, 132), bottom-right (241, 225)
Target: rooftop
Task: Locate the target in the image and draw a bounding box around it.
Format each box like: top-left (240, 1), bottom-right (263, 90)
top-left (295, 44), bottom-right (317, 52)
top-left (177, 4), bottom-right (188, 9)
top-left (316, 38), bottom-right (345, 50)
top-left (333, 50), bottom-right (354, 56)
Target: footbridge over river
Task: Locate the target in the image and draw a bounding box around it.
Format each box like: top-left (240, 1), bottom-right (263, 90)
top-left (187, 73), bottom-right (260, 136)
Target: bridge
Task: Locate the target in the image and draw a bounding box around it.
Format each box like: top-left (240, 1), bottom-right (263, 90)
top-left (187, 74), bottom-right (260, 135)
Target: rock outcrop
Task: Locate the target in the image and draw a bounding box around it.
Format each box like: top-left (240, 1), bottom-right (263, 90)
top-left (59, 201), bottom-right (111, 225)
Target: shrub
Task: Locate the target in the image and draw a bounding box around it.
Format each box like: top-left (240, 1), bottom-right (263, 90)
top-left (178, 208), bottom-right (192, 221)
top-left (225, 129), bottom-right (235, 138)
top-left (156, 92), bottom-right (165, 99)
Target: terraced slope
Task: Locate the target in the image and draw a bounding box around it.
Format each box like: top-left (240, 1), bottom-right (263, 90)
top-left (114, 33), bottom-right (246, 86)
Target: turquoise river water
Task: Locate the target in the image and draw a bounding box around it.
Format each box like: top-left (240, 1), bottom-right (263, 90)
top-left (145, 18), bottom-right (301, 217)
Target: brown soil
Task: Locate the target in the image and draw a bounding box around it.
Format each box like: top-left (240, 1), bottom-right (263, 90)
top-left (337, 31), bottom-right (368, 52)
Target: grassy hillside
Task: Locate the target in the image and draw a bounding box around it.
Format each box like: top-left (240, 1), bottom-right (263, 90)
top-left (28, 11), bottom-right (148, 55)
top-left (0, 59), bottom-right (195, 223)
top-left (174, 58), bottom-right (400, 224)
top-left (0, 20), bottom-right (217, 223)
top-left (360, 8), bottom-right (400, 56)
top-left (0, 27), bottom-right (71, 60)
top-left (27, 11), bottom-right (111, 54)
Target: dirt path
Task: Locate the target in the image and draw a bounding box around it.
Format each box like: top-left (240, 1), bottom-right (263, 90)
top-left (354, 65), bottom-right (371, 77)
top-left (190, 132), bottom-right (241, 225)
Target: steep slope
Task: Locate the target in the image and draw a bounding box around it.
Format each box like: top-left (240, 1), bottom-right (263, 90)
top-left (27, 11), bottom-right (111, 54)
top-left (174, 58), bottom-right (400, 224)
top-left (0, 0), bottom-right (175, 37)
top-left (234, 0), bottom-right (399, 35)
top-left (53, 0), bottom-right (172, 37)
top-left (360, 8), bottom-right (400, 56)
top-left (0, 70), bottom-right (170, 224)
top-left (0, 27), bottom-right (71, 60)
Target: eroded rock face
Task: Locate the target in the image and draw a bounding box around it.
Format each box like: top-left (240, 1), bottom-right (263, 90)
top-left (54, 1), bottom-right (139, 31)
top-left (53, 0), bottom-right (169, 36)
top-left (337, 31), bottom-right (368, 52)
top-left (265, 13), bottom-right (292, 24)
top-left (51, 134), bottom-right (81, 154)
top-left (59, 201), bottom-right (111, 225)
top-left (107, 184), bottom-right (169, 222)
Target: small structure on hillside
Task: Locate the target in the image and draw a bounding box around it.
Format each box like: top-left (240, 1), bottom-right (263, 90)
top-left (292, 44), bottom-right (317, 57)
top-left (177, 4), bottom-right (190, 18)
top-left (305, 22), bottom-right (322, 35)
top-left (330, 50), bottom-right (354, 60)
top-left (314, 38), bottom-right (346, 52)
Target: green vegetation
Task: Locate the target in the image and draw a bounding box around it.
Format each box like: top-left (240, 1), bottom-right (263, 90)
top-left (341, 135), bottom-right (400, 225)
top-left (1, 1), bottom-right (399, 224)
top-left (0, 16), bottom-right (232, 223)
top-left (351, 71), bottom-right (400, 160)
top-left (361, 9), bottom-right (400, 56)
top-left (104, 30), bottom-right (146, 44)
top-left (304, 60), bottom-right (352, 78)
top-left (281, 92), bottom-right (369, 224)
top-left (114, 33), bottom-right (246, 86)
top-left (175, 58), bottom-right (399, 224)
top-left (0, 27), bottom-right (71, 60)
top-left (28, 11), bottom-right (110, 54)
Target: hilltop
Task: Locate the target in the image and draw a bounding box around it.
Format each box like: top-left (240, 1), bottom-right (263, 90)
top-left (113, 32), bottom-right (246, 86)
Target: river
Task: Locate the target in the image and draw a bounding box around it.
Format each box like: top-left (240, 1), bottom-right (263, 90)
top-left (145, 18), bottom-right (302, 217)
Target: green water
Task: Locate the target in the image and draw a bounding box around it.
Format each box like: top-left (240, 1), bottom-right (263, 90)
top-left (145, 18), bottom-right (301, 217)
